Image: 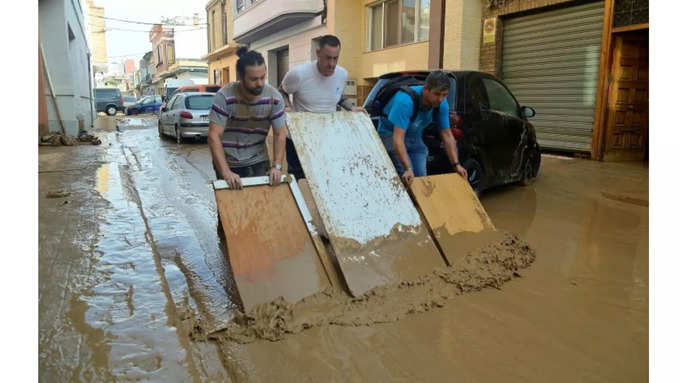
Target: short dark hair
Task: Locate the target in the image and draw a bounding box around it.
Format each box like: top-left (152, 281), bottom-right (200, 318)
top-left (236, 46), bottom-right (265, 77)
top-left (317, 34), bottom-right (341, 49)
top-left (424, 71), bottom-right (450, 91)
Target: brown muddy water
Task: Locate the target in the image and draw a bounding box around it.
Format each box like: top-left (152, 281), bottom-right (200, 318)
top-left (39, 116), bottom-right (648, 382)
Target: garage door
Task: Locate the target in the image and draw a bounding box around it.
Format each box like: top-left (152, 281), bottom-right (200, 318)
top-left (502, 1), bottom-right (604, 152)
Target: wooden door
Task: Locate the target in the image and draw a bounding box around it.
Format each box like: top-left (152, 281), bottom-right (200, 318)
top-left (221, 67), bottom-right (229, 84)
top-left (603, 30), bottom-right (648, 161)
top-left (276, 48), bottom-right (289, 87)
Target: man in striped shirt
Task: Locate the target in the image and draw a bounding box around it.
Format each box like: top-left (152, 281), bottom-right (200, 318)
top-left (208, 47), bottom-right (287, 189)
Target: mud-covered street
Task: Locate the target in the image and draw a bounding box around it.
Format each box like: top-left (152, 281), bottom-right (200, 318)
top-left (39, 116), bottom-right (648, 382)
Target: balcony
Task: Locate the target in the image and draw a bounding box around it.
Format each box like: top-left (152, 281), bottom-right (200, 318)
top-left (233, 0), bottom-right (325, 44)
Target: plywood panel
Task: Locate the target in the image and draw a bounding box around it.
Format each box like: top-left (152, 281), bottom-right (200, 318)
top-left (215, 183), bottom-right (330, 311)
top-left (410, 174), bottom-right (498, 264)
top-left (286, 112), bottom-right (445, 297)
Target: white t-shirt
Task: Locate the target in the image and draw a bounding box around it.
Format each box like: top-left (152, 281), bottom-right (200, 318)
top-left (281, 61), bottom-right (348, 112)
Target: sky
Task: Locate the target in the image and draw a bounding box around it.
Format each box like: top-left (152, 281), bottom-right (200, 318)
top-left (86, 0), bottom-right (207, 66)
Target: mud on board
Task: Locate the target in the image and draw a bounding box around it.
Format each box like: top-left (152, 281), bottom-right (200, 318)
top-left (286, 112), bottom-right (444, 296)
top-left (410, 173), bottom-right (500, 264)
top-left (215, 183), bottom-right (330, 311)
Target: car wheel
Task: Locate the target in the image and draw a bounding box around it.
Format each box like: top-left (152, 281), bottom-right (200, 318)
top-left (463, 158), bottom-right (485, 196)
top-left (175, 126), bottom-right (183, 144)
top-left (106, 106), bottom-right (117, 116)
top-left (520, 148), bottom-right (540, 186)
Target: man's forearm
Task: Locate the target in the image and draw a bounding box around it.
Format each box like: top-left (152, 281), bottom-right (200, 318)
top-left (272, 127), bottom-right (287, 167)
top-left (279, 86), bottom-right (293, 110)
top-left (441, 131), bottom-right (460, 165)
top-left (208, 124), bottom-right (230, 178)
top-left (393, 136), bottom-right (411, 170)
top-left (338, 96), bottom-right (353, 111)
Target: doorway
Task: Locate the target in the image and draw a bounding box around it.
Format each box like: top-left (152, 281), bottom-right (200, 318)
top-left (603, 29), bottom-right (649, 162)
top-left (276, 48), bottom-right (289, 87)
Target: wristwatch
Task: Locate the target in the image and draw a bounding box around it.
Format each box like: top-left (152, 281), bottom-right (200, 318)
top-left (453, 162), bottom-right (460, 167)
top-left (273, 164), bottom-right (282, 170)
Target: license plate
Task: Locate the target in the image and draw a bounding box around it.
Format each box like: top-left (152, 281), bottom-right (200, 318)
top-left (201, 115), bottom-right (209, 121)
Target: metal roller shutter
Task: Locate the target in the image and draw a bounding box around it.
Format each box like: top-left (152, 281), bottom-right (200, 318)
top-left (502, 1), bottom-right (604, 152)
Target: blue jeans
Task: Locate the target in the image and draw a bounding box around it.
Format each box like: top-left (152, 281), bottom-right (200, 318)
top-left (380, 135), bottom-right (428, 177)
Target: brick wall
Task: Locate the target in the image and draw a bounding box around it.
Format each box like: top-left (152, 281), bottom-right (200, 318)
top-left (479, 0), bottom-right (580, 76)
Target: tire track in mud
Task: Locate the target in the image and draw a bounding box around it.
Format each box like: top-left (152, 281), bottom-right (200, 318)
top-left (123, 135), bottom-right (239, 330)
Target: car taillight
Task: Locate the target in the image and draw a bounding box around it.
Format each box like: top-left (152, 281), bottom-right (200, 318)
top-left (450, 113), bottom-right (464, 139)
top-left (180, 111), bottom-right (193, 119)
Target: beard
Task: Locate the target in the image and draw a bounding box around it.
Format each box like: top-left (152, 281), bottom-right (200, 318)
top-left (244, 84), bottom-right (263, 96)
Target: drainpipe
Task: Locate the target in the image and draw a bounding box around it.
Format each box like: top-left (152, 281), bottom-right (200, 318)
top-left (87, 52), bottom-right (94, 130)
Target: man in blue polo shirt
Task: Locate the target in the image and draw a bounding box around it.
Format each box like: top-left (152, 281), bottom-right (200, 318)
top-left (378, 70), bottom-right (467, 185)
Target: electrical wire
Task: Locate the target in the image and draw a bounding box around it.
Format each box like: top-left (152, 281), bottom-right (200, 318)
top-left (88, 13), bottom-right (206, 26)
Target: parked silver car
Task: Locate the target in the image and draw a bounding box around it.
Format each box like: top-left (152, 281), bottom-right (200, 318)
top-left (158, 92), bottom-right (215, 143)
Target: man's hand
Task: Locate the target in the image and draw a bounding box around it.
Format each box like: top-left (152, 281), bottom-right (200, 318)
top-left (268, 167), bottom-right (282, 185)
top-left (455, 164), bottom-right (468, 180)
top-left (223, 170), bottom-right (242, 190)
top-left (351, 106), bottom-right (368, 114)
top-left (401, 168), bottom-right (415, 186)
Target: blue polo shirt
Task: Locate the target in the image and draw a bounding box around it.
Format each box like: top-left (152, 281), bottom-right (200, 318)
top-left (377, 86), bottom-right (450, 139)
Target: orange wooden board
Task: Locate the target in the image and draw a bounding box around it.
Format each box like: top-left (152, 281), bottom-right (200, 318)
top-left (410, 174), bottom-right (497, 264)
top-left (215, 183), bottom-right (330, 311)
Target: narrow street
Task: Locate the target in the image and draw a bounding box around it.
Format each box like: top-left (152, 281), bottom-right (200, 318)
top-left (38, 116), bottom-right (648, 382)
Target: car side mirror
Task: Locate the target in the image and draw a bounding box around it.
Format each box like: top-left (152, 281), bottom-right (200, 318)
top-left (521, 106), bottom-right (536, 118)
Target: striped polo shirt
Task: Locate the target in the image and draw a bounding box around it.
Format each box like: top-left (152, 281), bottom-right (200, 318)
top-left (209, 82), bottom-right (286, 168)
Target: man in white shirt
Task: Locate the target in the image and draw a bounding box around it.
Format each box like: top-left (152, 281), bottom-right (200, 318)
top-left (279, 34), bottom-right (364, 179)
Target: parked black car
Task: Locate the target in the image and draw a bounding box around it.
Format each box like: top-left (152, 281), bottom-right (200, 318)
top-left (363, 70), bottom-right (541, 194)
top-left (94, 88), bottom-right (124, 116)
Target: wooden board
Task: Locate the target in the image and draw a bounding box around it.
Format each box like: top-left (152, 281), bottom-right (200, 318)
top-left (215, 182), bottom-right (330, 311)
top-left (410, 174), bottom-right (497, 264)
top-left (286, 112), bottom-right (445, 297)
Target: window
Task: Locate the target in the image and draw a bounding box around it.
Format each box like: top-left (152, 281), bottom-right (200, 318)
top-left (172, 95), bottom-right (184, 110)
top-left (236, 0), bottom-right (245, 14)
top-left (142, 97), bottom-right (153, 105)
top-left (167, 44), bottom-right (175, 65)
top-left (467, 76), bottom-right (489, 112)
top-left (482, 78), bottom-right (519, 118)
top-left (186, 95), bottom-right (215, 110)
top-left (167, 95), bottom-right (178, 109)
top-left (156, 46), bottom-right (163, 65)
top-left (367, 0), bottom-right (430, 51)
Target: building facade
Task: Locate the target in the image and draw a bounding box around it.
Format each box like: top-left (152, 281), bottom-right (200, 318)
top-left (204, 0), bottom-right (239, 85)
top-left (86, 0), bottom-right (108, 75)
top-left (39, 0), bottom-right (94, 135)
top-left (150, 19), bottom-right (209, 95)
top-left (478, 0), bottom-right (648, 161)
top-left (226, 0), bottom-right (470, 106)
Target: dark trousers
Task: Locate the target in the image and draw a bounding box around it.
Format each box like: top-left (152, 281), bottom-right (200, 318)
top-left (213, 160), bottom-right (270, 180)
top-left (285, 137), bottom-right (306, 180)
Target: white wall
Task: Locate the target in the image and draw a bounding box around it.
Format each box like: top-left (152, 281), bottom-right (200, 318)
top-left (40, 0), bottom-right (93, 135)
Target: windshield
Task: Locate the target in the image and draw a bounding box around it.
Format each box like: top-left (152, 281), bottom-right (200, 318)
top-left (124, 96), bottom-right (136, 102)
top-left (185, 95), bottom-right (215, 110)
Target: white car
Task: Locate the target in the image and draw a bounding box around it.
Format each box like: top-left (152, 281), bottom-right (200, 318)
top-left (158, 92), bottom-right (215, 144)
